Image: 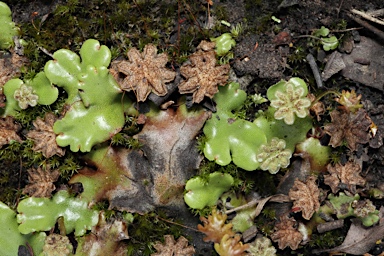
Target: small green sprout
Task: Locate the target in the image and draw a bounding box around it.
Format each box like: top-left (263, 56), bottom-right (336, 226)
top-left (268, 78), bottom-right (311, 125)
top-left (210, 33), bottom-right (236, 57)
top-left (313, 26), bottom-right (339, 51)
top-left (250, 93), bottom-right (268, 105)
top-left (256, 137), bottom-right (292, 174)
top-left (230, 23), bottom-right (244, 38)
top-left (271, 16), bottom-right (281, 23)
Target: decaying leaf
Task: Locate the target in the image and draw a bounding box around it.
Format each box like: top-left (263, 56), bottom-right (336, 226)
top-left (270, 216), bottom-right (303, 250)
top-left (70, 105), bottom-right (210, 214)
top-left (324, 161), bottom-right (366, 194)
top-left (289, 176), bottom-right (320, 220)
top-left (308, 93), bottom-right (325, 121)
top-left (0, 50), bottom-right (28, 87)
top-left (178, 40), bottom-right (230, 103)
top-left (41, 234), bottom-right (73, 256)
top-left (152, 235), bottom-right (195, 256)
top-left (0, 116), bottom-right (22, 147)
top-left (214, 234), bottom-right (250, 256)
top-left (324, 109), bottom-right (372, 151)
top-left (23, 166), bottom-right (60, 198)
top-left (198, 209), bottom-right (235, 243)
top-left (26, 112), bottom-right (65, 158)
top-left (76, 212), bottom-right (129, 256)
top-left (110, 44), bottom-right (176, 101)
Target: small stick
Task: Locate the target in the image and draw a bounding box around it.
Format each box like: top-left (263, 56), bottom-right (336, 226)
top-left (351, 9), bottom-right (384, 26)
top-left (306, 53), bottom-right (323, 88)
top-left (317, 219), bottom-right (344, 233)
top-left (347, 12), bottom-right (384, 41)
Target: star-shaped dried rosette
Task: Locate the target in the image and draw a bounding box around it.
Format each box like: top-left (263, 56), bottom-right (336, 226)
top-left (178, 40), bottom-right (230, 104)
top-left (110, 44), bottom-right (176, 101)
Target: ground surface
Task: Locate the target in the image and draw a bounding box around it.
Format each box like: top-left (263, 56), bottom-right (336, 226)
top-left (2, 0), bottom-right (384, 255)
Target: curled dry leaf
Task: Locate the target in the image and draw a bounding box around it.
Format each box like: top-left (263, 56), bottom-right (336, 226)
top-left (110, 44), bottom-right (176, 101)
top-left (0, 116), bottom-right (22, 147)
top-left (178, 40), bottom-right (230, 103)
top-left (23, 166), bottom-right (60, 198)
top-left (151, 235), bottom-right (195, 256)
top-left (289, 176), bottom-right (320, 220)
top-left (324, 161), bottom-right (366, 194)
top-left (307, 93), bottom-right (325, 121)
top-left (198, 208), bottom-right (235, 243)
top-left (324, 108), bottom-right (372, 151)
top-left (26, 113), bottom-right (65, 158)
top-left (214, 234), bottom-right (250, 256)
top-left (270, 216), bottom-right (303, 250)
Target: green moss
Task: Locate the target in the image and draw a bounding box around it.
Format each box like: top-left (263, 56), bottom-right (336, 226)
top-left (127, 211), bottom-right (183, 255)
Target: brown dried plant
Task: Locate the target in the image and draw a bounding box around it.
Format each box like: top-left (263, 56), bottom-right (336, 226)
top-left (197, 208), bottom-right (235, 243)
top-left (26, 113), bottom-right (65, 158)
top-left (270, 216), bottom-right (303, 250)
top-left (324, 161), bottom-right (366, 194)
top-left (214, 234), bottom-right (250, 256)
top-left (110, 44), bottom-right (176, 101)
top-left (0, 50), bottom-right (28, 87)
top-left (23, 166), bottom-right (60, 198)
top-left (324, 108), bottom-right (372, 151)
top-left (335, 90), bottom-right (363, 113)
top-left (178, 40), bottom-right (230, 103)
top-left (0, 116), bottom-right (22, 147)
top-left (151, 235), bottom-right (195, 256)
top-left (289, 176), bottom-right (320, 220)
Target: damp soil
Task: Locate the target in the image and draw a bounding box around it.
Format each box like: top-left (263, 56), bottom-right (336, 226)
top-left (2, 0), bottom-right (384, 255)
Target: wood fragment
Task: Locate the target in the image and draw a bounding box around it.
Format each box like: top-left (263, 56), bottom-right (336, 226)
top-left (317, 219), bottom-right (344, 233)
top-left (351, 9), bottom-right (384, 26)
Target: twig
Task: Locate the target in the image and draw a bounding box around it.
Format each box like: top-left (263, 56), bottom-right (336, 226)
top-left (306, 53), bottom-right (323, 88)
top-left (347, 12), bottom-right (384, 41)
top-left (366, 8), bottom-right (384, 17)
top-left (330, 27), bottom-right (363, 33)
top-left (351, 9), bottom-right (384, 26)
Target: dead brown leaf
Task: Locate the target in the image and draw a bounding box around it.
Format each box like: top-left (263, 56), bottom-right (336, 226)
top-left (324, 161), bottom-right (366, 194)
top-left (69, 106), bottom-right (210, 214)
top-left (324, 109), bottom-right (372, 151)
top-left (270, 216), bottom-right (303, 250)
top-left (26, 113), bottom-right (65, 158)
top-left (198, 209), bottom-right (235, 243)
top-left (289, 176), bottom-right (320, 220)
top-left (152, 235), bottom-right (195, 256)
top-left (178, 40), bottom-right (230, 103)
top-left (110, 44), bottom-right (176, 101)
top-left (0, 116), bottom-right (22, 147)
top-left (23, 166), bottom-right (60, 198)
top-left (0, 50), bottom-right (29, 87)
